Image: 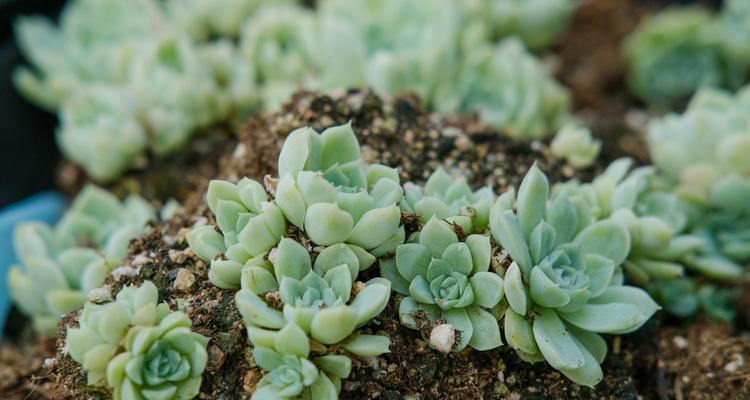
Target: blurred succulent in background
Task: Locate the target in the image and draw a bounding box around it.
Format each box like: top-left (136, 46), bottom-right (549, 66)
top-left (239, 5), bottom-right (319, 109)
top-left (623, 7), bottom-right (745, 105)
top-left (8, 186), bottom-right (157, 335)
top-left (648, 87), bottom-right (750, 282)
top-left (15, 0), bottom-right (575, 183)
top-left (188, 123), bottom-right (404, 289)
top-left (490, 164), bottom-right (659, 387)
top-left (382, 217), bottom-right (504, 352)
top-left (550, 123), bottom-right (601, 169)
top-left (719, 0), bottom-right (750, 66)
top-left (401, 168), bottom-right (494, 232)
top-left (436, 38), bottom-right (571, 139)
top-left (66, 281), bottom-right (209, 400)
top-left (13, 0), bottom-right (165, 110)
top-left (316, 0), bottom-right (461, 106)
top-left (462, 0), bottom-right (574, 51)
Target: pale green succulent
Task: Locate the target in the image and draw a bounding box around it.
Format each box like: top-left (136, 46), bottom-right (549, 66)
top-left (14, 0), bottom-right (255, 181)
top-left (250, 323), bottom-right (356, 400)
top-left (648, 87), bottom-right (750, 280)
top-left (436, 38), bottom-right (571, 139)
top-left (550, 123), bottom-right (601, 169)
top-left (129, 35), bottom-right (233, 156)
top-left (383, 217), bottom-right (504, 352)
top-left (551, 159), bottom-right (733, 318)
top-left (490, 164), bottom-right (659, 387)
top-left (165, 0), bottom-right (296, 40)
top-left (57, 85), bottom-right (147, 181)
top-left (13, 0), bottom-right (165, 110)
top-left (8, 185), bottom-right (156, 335)
top-left (623, 7), bottom-right (744, 105)
top-left (719, 0), bottom-right (750, 66)
top-left (462, 0), bottom-right (574, 51)
top-left (239, 4), bottom-right (319, 110)
top-left (401, 168), bottom-right (494, 232)
top-left (316, 0), bottom-right (461, 105)
top-left (188, 123), bottom-right (404, 289)
top-left (66, 281), bottom-right (209, 400)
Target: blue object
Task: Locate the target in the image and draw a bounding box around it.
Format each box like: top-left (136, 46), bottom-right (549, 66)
top-left (0, 192), bottom-right (67, 336)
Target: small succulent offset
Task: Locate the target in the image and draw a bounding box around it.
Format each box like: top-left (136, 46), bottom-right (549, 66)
top-left (66, 281), bottom-right (209, 400)
top-left (462, 0), bottom-right (574, 51)
top-left (383, 217), bottom-right (504, 352)
top-left (648, 87), bottom-right (750, 280)
top-left (401, 167), bottom-right (494, 232)
top-left (623, 7), bottom-right (744, 105)
top-left (436, 38), bottom-right (570, 139)
top-left (550, 123), bottom-right (601, 169)
top-left (490, 164), bottom-right (659, 387)
top-left (8, 185), bottom-right (156, 335)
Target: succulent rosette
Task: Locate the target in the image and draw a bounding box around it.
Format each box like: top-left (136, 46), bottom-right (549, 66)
top-left (382, 217), bottom-right (504, 352)
top-left (623, 7), bottom-right (744, 104)
top-left (8, 185), bottom-right (156, 335)
top-left (188, 123), bottom-right (404, 289)
top-left (490, 164), bottom-right (659, 387)
top-left (66, 281), bottom-right (209, 400)
top-left (436, 38), bottom-right (570, 139)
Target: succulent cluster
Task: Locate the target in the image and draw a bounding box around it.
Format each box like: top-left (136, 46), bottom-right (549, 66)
top-left (15, 0), bottom-right (573, 181)
top-left (8, 185), bottom-right (158, 335)
top-left (623, 5), bottom-right (750, 105)
top-left (66, 281), bottom-right (209, 400)
top-left (188, 123), bottom-right (398, 398)
top-left (491, 165), bottom-right (659, 386)
top-left (183, 123), bottom-right (661, 393)
top-left (642, 86), bottom-right (750, 318)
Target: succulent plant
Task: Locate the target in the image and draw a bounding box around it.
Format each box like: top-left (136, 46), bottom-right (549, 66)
top-left (66, 281), bottom-right (209, 400)
top-left (719, 0), bottom-right (750, 66)
top-left (8, 185), bottom-right (157, 335)
top-left (623, 7), bottom-right (744, 105)
top-left (436, 38), bottom-right (570, 139)
top-left (13, 0), bottom-right (165, 110)
top-left (401, 167), bottom-right (494, 232)
top-left (383, 217), bottom-right (504, 352)
top-left (490, 164), bottom-right (659, 387)
top-left (239, 4), bottom-right (318, 110)
top-left (550, 123), bottom-right (601, 169)
top-left (462, 0), bottom-right (574, 51)
top-left (188, 123), bottom-right (404, 289)
top-left (647, 87), bottom-right (750, 280)
top-left (57, 85), bottom-right (148, 181)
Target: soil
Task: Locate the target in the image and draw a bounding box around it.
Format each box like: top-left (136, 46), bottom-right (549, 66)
top-left (3, 1), bottom-right (750, 399)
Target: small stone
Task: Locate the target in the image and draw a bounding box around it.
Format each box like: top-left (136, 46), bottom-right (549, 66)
top-left (673, 335), bottom-right (688, 350)
top-left (208, 345), bottom-right (227, 369)
top-left (112, 266), bottom-right (139, 281)
top-left (169, 249), bottom-right (188, 264)
top-left (131, 252), bottom-right (151, 267)
top-left (724, 354), bottom-right (744, 373)
top-left (87, 287), bottom-right (113, 303)
top-left (174, 268), bottom-right (196, 291)
top-left (429, 323), bottom-right (456, 353)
